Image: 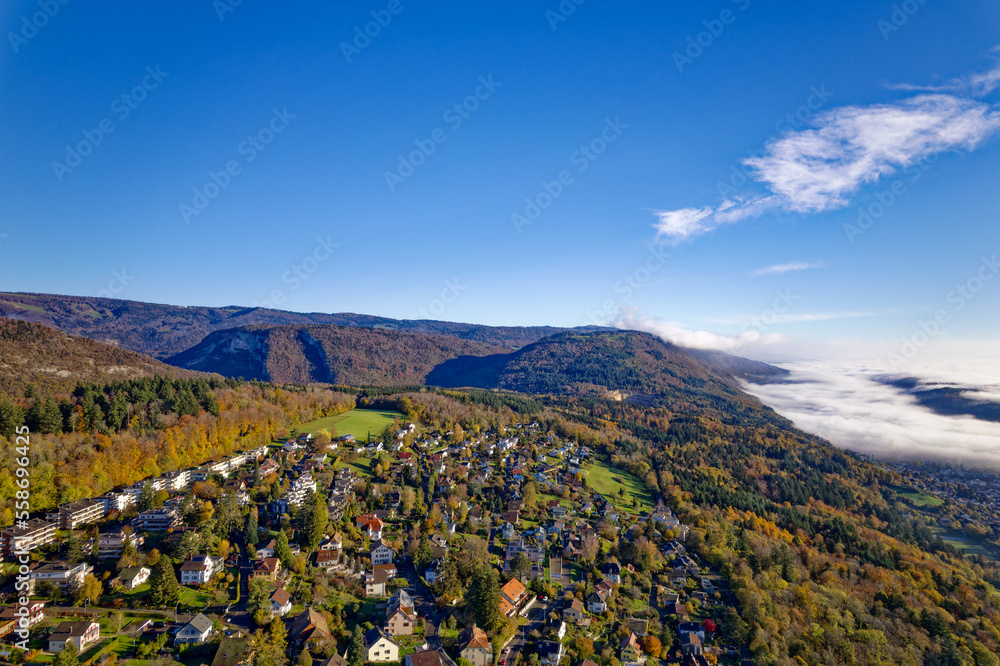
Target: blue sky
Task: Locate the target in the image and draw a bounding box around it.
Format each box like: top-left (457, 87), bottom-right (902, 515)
top-left (2, 0), bottom-right (1000, 359)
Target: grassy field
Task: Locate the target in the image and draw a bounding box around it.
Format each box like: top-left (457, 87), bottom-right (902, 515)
top-left (177, 586), bottom-right (212, 608)
top-left (889, 484), bottom-right (944, 507)
top-left (585, 460), bottom-right (655, 513)
top-left (298, 409), bottom-right (403, 441)
top-left (337, 455), bottom-right (375, 478)
top-left (927, 525), bottom-right (996, 558)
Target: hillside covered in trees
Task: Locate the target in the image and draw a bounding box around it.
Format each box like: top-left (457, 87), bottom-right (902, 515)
top-left (0, 319), bottom-right (208, 395)
top-left (166, 324), bottom-right (512, 384)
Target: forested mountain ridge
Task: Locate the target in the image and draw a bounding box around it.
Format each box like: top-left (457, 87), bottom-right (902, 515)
top-left (0, 319), bottom-right (209, 395)
top-left (429, 330), bottom-right (788, 396)
top-left (166, 324), bottom-right (511, 385)
top-left (167, 325), bottom-right (789, 400)
top-left (0, 292), bottom-right (596, 358)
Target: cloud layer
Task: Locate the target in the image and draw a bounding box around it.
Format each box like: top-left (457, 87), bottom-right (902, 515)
top-left (744, 361), bottom-right (1000, 468)
top-left (653, 58), bottom-right (1000, 241)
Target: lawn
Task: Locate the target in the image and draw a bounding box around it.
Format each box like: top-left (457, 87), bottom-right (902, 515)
top-left (585, 460), bottom-right (655, 513)
top-left (177, 586), bottom-right (212, 608)
top-left (298, 409), bottom-right (403, 440)
top-left (889, 484), bottom-right (944, 508)
top-left (340, 455), bottom-right (374, 478)
top-left (927, 525), bottom-right (996, 558)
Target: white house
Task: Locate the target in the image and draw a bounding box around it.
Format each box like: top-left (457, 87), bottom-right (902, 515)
top-left (270, 587), bottom-right (293, 616)
top-left (47, 621), bottom-right (99, 653)
top-left (175, 613), bottom-right (214, 644)
top-left (370, 540), bottom-right (394, 566)
top-left (364, 627), bottom-right (399, 663)
top-left (179, 554), bottom-right (219, 586)
top-left (117, 566), bottom-right (151, 590)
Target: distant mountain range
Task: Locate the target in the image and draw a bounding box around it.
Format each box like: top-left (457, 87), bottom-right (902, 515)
top-left (0, 291), bottom-right (789, 397)
top-left (0, 292), bottom-right (594, 359)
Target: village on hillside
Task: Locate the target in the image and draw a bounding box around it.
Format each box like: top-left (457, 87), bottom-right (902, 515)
top-left (0, 409), bottom-right (749, 666)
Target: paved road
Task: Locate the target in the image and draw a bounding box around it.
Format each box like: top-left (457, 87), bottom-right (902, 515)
top-left (502, 598), bottom-right (558, 665)
top-left (401, 556), bottom-right (440, 626)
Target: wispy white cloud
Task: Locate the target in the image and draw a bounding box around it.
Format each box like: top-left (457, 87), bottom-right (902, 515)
top-left (653, 197), bottom-right (775, 241)
top-left (751, 261), bottom-right (824, 277)
top-left (887, 50), bottom-right (1000, 97)
top-left (746, 94), bottom-right (999, 214)
top-left (709, 311), bottom-right (874, 325)
top-left (652, 56), bottom-right (1000, 242)
top-left (612, 307), bottom-right (782, 353)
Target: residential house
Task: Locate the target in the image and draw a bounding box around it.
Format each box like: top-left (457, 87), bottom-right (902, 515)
top-left (180, 554), bottom-right (219, 586)
top-left (627, 618), bottom-right (648, 637)
top-left (673, 555), bottom-right (699, 575)
top-left (587, 592), bottom-right (607, 614)
top-left (366, 568), bottom-right (389, 597)
top-left (116, 566), bottom-right (151, 590)
top-left (563, 598), bottom-right (586, 623)
top-left (289, 608), bottom-right (332, 648)
top-left (500, 577), bottom-right (527, 617)
top-left (680, 633), bottom-right (703, 658)
top-left (286, 473), bottom-right (317, 507)
top-left (175, 613), bottom-right (214, 644)
top-left (257, 539), bottom-right (277, 559)
top-left (456, 625), bottom-right (492, 666)
top-left (677, 622), bottom-right (705, 640)
top-left (315, 550), bottom-right (340, 570)
top-left (357, 515), bottom-right (384, 540)
top-left (538, 641), bottom-right (564, 666)
top-left (211, 637), bottom-right (255, 666)
top-left (424, 557), bottom-right (446, 584)
top-left (97, 531), bottom-right (144, 559)
top-left (47, 621), bottom-right (99, 652)
top-left (252, 558), bottom-right (282, 582)
top-left (504, 534), bottom-right (545, 575)
top-left (364, 627), bottom-right (400, 663)
top-left (405, 650), bottom-right (448, 666)
top-left (270, 588), bottom-right (293, 616)
top-left (619, 633), bottom-right (643, 665)
top-left (0, 614), bottom-right (16, 642)
top-left (547, 618), bottom-right (567, 640)
top-left (603, 557), bottom-right (622, 584)
top-left (370, 540), bottom-right (394, 566)
top-left (385, 589), bottom-right (415, 636)
top-left (0, 601), bottom-right (44, 630)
